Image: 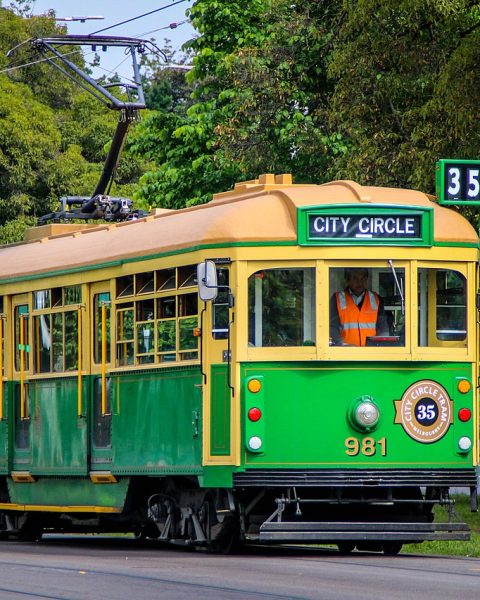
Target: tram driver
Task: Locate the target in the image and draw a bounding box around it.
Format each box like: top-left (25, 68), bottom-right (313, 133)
top-left (330, 267), bottom-right (390, 346)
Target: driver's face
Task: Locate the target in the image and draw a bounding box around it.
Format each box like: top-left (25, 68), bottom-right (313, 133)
top-left (348, 270), bottom-right (368, 296)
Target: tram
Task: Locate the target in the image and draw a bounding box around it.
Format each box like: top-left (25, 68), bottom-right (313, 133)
top-left (0, 168), bottom-right (478, 553)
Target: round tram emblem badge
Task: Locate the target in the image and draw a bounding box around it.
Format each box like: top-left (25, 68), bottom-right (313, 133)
top-left (394, 380), bottom-right (453, 443)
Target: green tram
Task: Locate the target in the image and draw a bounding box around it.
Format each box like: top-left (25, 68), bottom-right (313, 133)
top-left (0, 172), bottom-right (477, 553)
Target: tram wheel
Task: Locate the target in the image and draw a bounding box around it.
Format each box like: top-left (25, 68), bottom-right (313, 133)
top-left (198, 495), bottom-right (240, 554)
top-left (209, 515), bottom-right (240, 554)
top-left (4, 513), bottom-right (42, 541)
top-left (382, 542), bottom-right (403, 555)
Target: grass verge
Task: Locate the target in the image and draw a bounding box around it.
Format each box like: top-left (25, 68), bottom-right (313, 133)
top-left (403, 494), bottom-right (480, 557)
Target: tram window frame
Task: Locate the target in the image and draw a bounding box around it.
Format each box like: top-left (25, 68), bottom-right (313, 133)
top-left (247, 267), bottom-right (316, 348)
top-left (116, 304), bottom-right (134, 366)
top-left (14, 304), bottom-right (30, 372)
top-left (94, 292), bottom-right (111, 365)
top-left (32, 286), bottom-right (82, 374)
top-left (328, 266), bottom-right (406, 348)
top-left (417, 266), bottom-right (467, 348)
top-left (113, 265), bottom-right (199, 367)
top-left (212, 268), bottom-right (230, 340)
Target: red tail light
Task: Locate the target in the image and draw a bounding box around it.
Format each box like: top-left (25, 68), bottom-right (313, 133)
top-left (458, 408), bottom-right (471, 422)
top-left (248, 407), bottom-right (262, 422)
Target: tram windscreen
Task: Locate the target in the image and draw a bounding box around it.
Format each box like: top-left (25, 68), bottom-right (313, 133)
top-left (329, 266), bottom-right (405, 347)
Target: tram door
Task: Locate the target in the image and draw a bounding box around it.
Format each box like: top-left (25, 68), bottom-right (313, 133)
top-left (11, 295), bottom-right (32, 471)
top-left (89, 282), bottom-right (114, 470)
top-left (12, 291), bottom-right (89, 476)
top-left (205, 266), bottom-right (234, 460)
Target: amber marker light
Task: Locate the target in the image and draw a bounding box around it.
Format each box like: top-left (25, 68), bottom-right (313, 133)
top-left (458, 408), bottom-right (472, 422)
top-left (248, 407), bottom-right (262, 422)
top-left (247, 379), bottom-right (262, 393)
top-left (457, 379), bottom-right (471, 394)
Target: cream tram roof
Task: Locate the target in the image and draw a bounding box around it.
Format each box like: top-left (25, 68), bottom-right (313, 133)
top-left (0, 174), bottom-right (477, 281)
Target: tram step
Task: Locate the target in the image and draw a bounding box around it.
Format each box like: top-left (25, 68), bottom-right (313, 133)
top-left (258, 521), bottom-right (470, 542)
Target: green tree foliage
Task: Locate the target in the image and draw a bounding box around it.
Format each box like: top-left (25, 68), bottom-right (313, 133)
top-left (132, 0), bottom-right (479, 213)
top-left (328, 0), bottom-right (480, 192)
top-left (130, 0), bottom-right (268, 209)
top-left (210, 0), bottom-right (348, 182)
top-left (131, 0), bottom-right (348, 208)
top-left (3, 0), bottom-right (480, 234)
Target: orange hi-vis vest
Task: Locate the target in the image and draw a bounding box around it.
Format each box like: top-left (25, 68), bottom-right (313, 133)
top-left (336, 290), bottom-right (380, 346)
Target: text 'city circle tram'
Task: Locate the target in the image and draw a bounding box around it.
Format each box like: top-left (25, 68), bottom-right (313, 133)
top-left (0, 157), bottom-right (479, 555)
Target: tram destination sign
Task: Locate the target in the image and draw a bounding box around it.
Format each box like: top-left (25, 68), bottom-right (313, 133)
top-left (436, 159), bottom-right (480, 205)
top-left (298, 206), bottom-right (432, 246)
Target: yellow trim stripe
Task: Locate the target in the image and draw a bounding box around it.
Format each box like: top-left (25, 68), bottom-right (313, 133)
top-left (0, 503), bottom-right (122, 513)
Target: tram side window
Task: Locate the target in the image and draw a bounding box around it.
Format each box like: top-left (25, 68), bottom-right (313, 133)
top-left (212, 268), bottom-right (229, 340)
top-left (94, 293), bottom-right (111, 364)
top-left (329, 267), bottom-right (405, 347)
top-left (32, 286), bottom-right (81, 373)
top-left (248, 268), bottom-right (315, 347)
top-left (14, 305), bottom-right (30, 371)
top-left (116, 305), bottom-right (134, 366)
top-left (114, 265), bottom-right (199, 366)
top-left (418, 268), bottom-right (466, 346)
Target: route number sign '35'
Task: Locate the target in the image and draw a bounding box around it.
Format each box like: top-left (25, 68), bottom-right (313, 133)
top-left (436, 159), bottom-right (480, 205)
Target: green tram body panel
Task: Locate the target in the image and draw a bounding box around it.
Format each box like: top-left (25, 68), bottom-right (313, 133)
top-left (241, 362), bottom-right (474, 469)
top-left (0, 380), bottom-right (88, 476)
top-left (7, 477), bottom-right (129, 509)
top-left (0, 366), bottom-right (203, 485)
top-left (109, 366), bottom-right (203, 474)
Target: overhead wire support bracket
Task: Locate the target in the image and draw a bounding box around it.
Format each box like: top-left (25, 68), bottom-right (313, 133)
top-left (26, 35), bottom-right (148, 110)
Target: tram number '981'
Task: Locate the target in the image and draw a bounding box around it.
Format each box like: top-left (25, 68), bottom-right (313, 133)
top-left (345, 437), bottom-right (387, 457)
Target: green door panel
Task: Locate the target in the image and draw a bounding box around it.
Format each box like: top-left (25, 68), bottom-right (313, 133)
top-left (210, 364), bottom-right (231, 456)
top-left (109, 366), bottom-right (203, 474)
top-left (30, 379), bottom-right (87, 475)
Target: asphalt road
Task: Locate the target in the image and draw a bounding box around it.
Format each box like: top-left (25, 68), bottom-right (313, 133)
top-left (0, 537), bottom-right (478, 600)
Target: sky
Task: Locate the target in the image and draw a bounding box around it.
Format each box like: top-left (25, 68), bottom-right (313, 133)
top-left (29, 0), bottom-right (196, 78)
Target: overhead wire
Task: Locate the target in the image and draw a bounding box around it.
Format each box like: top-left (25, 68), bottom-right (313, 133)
top-left (89, 0), bottom-right (188, 36)
top-left (1, 1), bottom-right (191, 80)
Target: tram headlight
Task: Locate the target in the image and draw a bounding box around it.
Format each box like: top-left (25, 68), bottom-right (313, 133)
top-left (349, 397), bottom-right (381, 432)
top-left (458, 436), bottom-right (472, 453)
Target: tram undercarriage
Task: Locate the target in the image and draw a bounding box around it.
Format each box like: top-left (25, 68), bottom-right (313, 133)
top-left (0, 474), bottom-right (473, 555)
